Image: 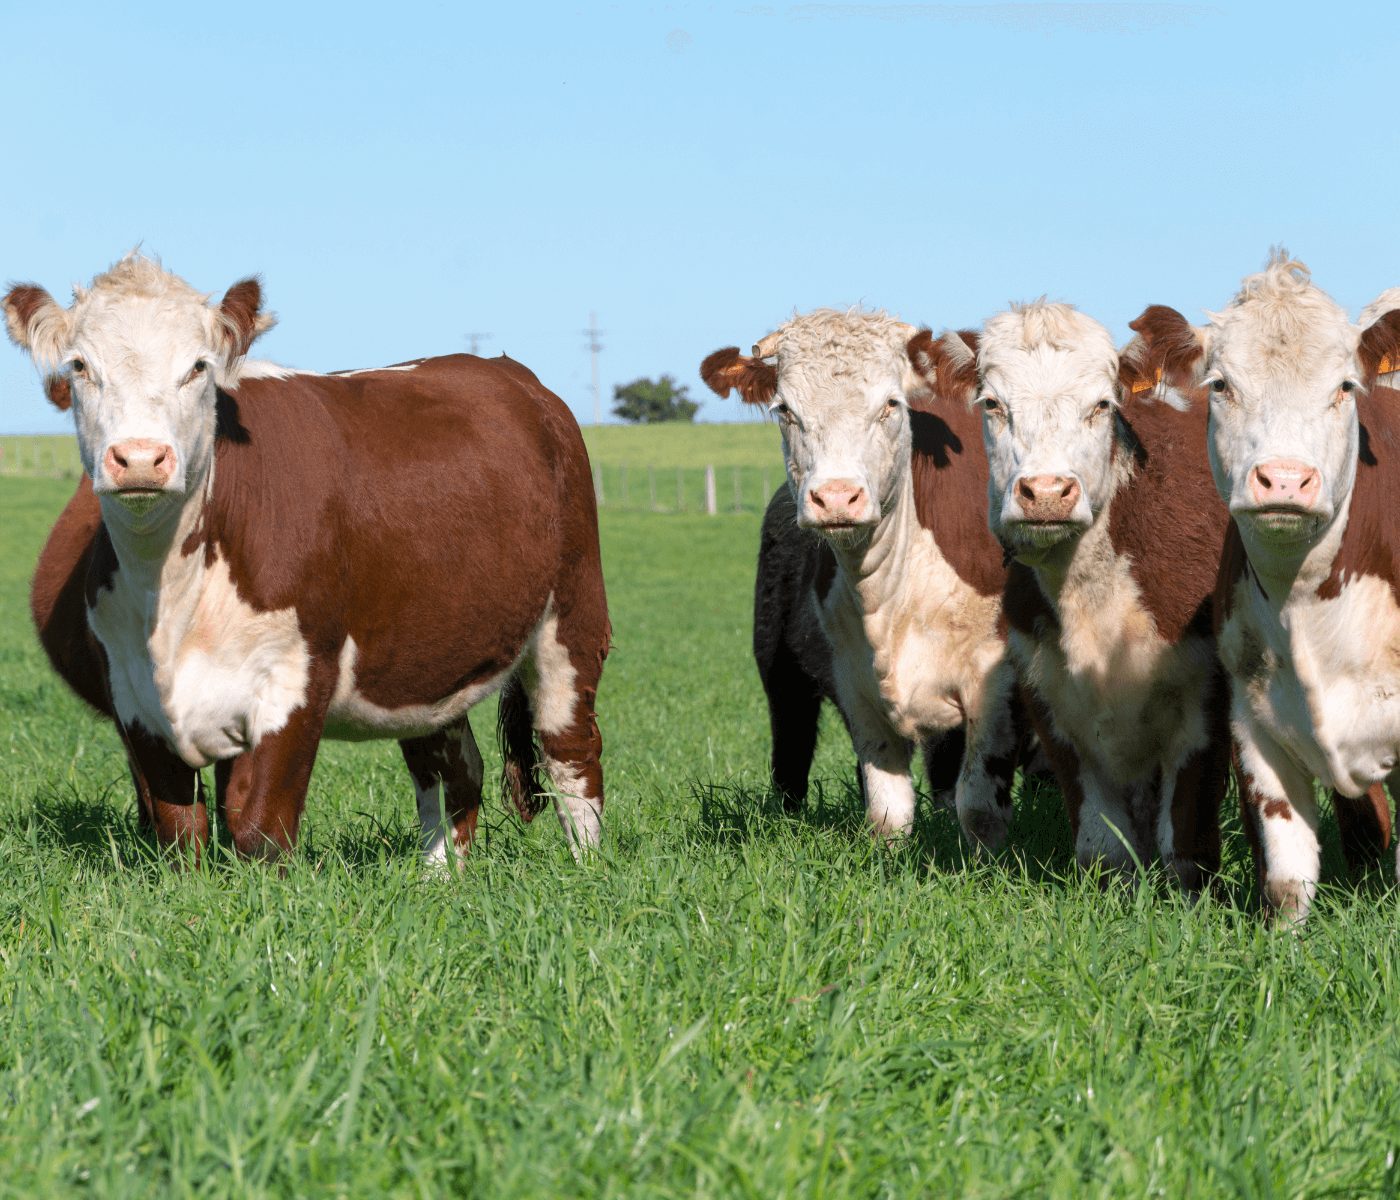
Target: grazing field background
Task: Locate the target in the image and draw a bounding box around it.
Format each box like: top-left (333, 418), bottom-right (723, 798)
top-left (2, 444), bottom-right (1399, 1196)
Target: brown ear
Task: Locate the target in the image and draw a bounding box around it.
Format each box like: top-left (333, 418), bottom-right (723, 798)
top-left (1121, 304), bottom-right (1204, 399)
top-left (3, 282), bottom-right (69, 365)
top-left (907, 328), bottom-right (979, 404)
top-left (43, 373), bottom-right (72, 411)
top-left (1358, 307), bottom-right (1400, 388)
top-left (216, 276), bottom-right (274, 360)
top-left (699, 346), bottom-right (778, 406)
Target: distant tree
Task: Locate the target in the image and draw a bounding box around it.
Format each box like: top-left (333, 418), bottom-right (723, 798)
top-left (611, 375), bottom-right (700, 424)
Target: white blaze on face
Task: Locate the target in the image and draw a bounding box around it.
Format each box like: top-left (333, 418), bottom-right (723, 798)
top-left (1202, 256), bottom-right (1364, 549)
top-left (973, 303), bottom-right (1120, 557)
top-left (763, 311), bottom-right (918, 533)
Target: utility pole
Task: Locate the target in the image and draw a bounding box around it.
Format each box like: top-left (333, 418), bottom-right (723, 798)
top-left (464, 332), bottom-right (492, 357)
top-left (583, 312), bottom-right (604, 424)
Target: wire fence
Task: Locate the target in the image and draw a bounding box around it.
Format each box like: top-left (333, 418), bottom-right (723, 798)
top-left (0, 436), bottom-right (83, 479)
top-left (0, 436), bottom-right (786, 515)
top-left (591, 463), bottom-right (779, 515)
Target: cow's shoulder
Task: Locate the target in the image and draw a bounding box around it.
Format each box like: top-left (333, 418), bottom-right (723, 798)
top-left (908, 398), bottom-right (1004, 599)
top-left (1319, 385), bottom-right (1400, 606)
top-left (1109, 395), bottom-right (1228, 643)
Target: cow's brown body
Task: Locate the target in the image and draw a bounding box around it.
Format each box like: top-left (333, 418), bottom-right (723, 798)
top-left (31, 354), bottom-right (609, 860)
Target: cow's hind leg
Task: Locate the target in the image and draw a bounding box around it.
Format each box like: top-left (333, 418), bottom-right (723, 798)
top-left (1333, 784), bottom-right (1391, 875)
top-left (760, 643), bottom-right (824, 812)
top-left (400, 714), bottom-right (485, 868)
top-left (522, 603), bottom-right (608, 855)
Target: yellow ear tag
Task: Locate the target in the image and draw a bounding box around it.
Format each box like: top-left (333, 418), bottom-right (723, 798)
top-left (1129, 366), bottom-right (1162, 396)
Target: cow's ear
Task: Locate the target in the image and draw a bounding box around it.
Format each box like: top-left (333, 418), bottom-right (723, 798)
top-left (43, 373), bottom-right (72, 411)
top-left (700, 346), bottom-right (778, 406)
top-left (215, 276), bottom-right (275, 362)
top-left (1358, 295), bottom-right (1400, 388)
top-left (907, 328), bottom-right (979, 404)
top-left (1120, 304), bottom-right (1206, 408)
top-left (3, 283), bottom-right (70, 367)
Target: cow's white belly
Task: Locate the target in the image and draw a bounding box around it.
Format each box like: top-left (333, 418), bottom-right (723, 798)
top-left (1224, 574), bottom-right (1400, 797)
top-left (90, 553), bottom-right (311, 769)
top-left (323, 637), bottom-right (516, 741)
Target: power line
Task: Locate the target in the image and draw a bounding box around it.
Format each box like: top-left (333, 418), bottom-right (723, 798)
top-left (582, 312), bottom-right (604, 424)
top-left (464, 331), bottom-right (493, 356)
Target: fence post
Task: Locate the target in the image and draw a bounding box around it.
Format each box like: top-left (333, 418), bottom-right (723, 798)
top-left (704, 465), bottom-right (717, 516)
top-left (732, 467), bottom-right (742, 512)
top-left (593, 464), bottom-right (604, 506)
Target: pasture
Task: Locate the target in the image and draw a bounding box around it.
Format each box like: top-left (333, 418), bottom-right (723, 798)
top-left (1, 442), bottom-right (1398, 1196)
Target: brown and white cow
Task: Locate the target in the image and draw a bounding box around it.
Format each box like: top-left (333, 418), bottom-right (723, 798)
top-left (6, 254), bottom-right (609, 863)
top-left (702, 310), bottom-right (1020, 846)
top-left (1133, 253), bottom-right (1400, 920)
top-left (915, 302), bottom-right (1233, 888)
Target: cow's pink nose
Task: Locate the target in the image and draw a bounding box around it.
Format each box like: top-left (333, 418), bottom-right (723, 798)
top-left (1016, 474), bottom-right (1081, 522)
top-left (1248, 459), bottom-right (1320, 508)
top-left (105, 439), bottom-right (176, 490)
top-left (807, 479), bottom-right (869, 524)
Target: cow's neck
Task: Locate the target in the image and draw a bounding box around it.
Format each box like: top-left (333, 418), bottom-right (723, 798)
top-left (99, 466), bottom-right (214, 598)
top-left (1024, 503), bottom-right (1119, 616)
top-left (1240, 498), bottom-right (1352, 612)
top-left (827, 468), bottom-right (919, 616)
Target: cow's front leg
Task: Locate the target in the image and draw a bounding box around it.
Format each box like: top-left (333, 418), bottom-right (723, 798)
top-left (847, 714), bottom-right (915, 838)
top-left (121, 723), bottom-right (208, 860)
top-left (1076, 766), bottom-right (1143, 879)
top-left (954, 658), bottom-right (1020, 851)
top-left (1234, 709), bottom-right (1320, 923)
top-left (216, 665), bottom-right (334, 862)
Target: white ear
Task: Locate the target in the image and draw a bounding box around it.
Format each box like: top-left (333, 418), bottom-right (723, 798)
top-left (3, 283), bottom-right (71, 368)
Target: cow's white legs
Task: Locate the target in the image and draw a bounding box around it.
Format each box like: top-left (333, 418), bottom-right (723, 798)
top-left (400, 716), bottom-right (485, 873)
top-left (860, 755), bottom-right (916, 838)
top-left (545, 756), bottom-right (603, 856)
top-left (1075, 768), bottom-right (1142, 875)
top-left (1235, 713), bottom-right (1320, 922)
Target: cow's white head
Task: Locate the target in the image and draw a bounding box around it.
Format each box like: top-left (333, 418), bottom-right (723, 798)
top-left (1128, 252), bottom-right (1400, 563)
top-left (701, 310), bottom-right (920, 541)
top-left (4, 253), bottom-right (273, 534)
top-left (912, 302), bottom-right (1122, 565)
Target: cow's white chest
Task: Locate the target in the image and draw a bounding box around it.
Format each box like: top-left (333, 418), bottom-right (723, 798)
top-left (1019, 556), bottom-right (1214, 783)
top-left (1221, 573), bottom-right (1400, 796)
top-left (822, 533), bottom-right (1004, 739)
top-left (90, 552), bottom-right (310, 768)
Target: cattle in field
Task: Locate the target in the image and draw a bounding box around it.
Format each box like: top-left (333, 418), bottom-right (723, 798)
top-left (915, 303), bottom-right (1233, 889)
top-left (701, 310), bottom-right (1019, 846)
top-left (6, 254), bottom-right (609, 863)
top-left (1131, 252), bottom-right (1400, 921)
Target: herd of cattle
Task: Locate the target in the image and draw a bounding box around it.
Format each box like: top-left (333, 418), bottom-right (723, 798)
top-left (4, 251), bottom-right (1398, 922)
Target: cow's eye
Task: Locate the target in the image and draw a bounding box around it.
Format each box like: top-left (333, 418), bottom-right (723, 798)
top-left (1210, 378), bottom-right (1228, 394)
top-left (1095, 398), bottom-right (1113, 414)
top-left (1340, 380), bottom-right (1355, 393)
top-left (70, 358), bottom-right (86, 376)
top-left (880, 396), bottom-right (901, 420)
top-left (192, 360), bottom-right (207, 375)
top-left (773, 401), bottom-right (794, 424)
top-left (980, 396), bottom-right (1003, 415)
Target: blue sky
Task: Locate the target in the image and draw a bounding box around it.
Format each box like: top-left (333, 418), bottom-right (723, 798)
top-left (2, 1), bottom-right (1397, 433)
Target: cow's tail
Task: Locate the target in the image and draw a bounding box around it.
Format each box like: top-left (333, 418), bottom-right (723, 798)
top-left (498, 673), bottom-right (547, 821)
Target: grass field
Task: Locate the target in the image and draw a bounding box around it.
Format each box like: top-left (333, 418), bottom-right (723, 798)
top-left (3, 471), bottom-right (1400, 1197)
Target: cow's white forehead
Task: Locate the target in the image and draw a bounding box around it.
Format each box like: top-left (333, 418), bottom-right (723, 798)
top-left (67, 254), bottom-right (215, 355)
top-left (770, 309), bottom-right (912, 399)
top-left (978, 301), bottom-right (1117, 396)
top-left (1208, 256), bottom-right (1356, 383)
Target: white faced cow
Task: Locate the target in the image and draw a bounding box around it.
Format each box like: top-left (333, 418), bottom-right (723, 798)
top-left (916, 302), bottom-right (1231, 889)
top-left (1133, 252), bottom-right (1400, 920)
top-left (6, 254), bottom-right (610, 863)
top-left (702, 310), bottom-right (1020, 846)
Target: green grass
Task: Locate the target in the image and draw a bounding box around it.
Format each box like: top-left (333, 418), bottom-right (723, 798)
top-left (2, 474), bottom-right (1399, 1197)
